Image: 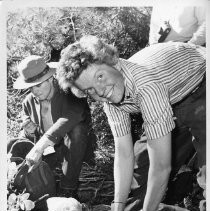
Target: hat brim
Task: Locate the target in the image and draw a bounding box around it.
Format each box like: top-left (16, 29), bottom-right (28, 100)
top-left (13, 62), bottom-right (58, 90)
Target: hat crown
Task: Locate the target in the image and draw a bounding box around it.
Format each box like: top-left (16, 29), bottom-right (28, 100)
top-left (18, 55), bottom-right (47, 80)
top-left (14, 55), bottom-right (57, 89)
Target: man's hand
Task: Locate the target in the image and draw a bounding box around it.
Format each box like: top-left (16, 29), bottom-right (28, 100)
top-left (26, 135), bottom-right (54, 168)
top-left (22, 119), bottom-right (37, 134)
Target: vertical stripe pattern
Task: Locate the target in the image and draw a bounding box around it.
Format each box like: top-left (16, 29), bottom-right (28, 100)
top-left (103, 42), bottom-right (206, 140)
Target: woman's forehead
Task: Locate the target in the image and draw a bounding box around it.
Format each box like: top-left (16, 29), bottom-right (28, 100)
top-left (75, 66), bottom-right (97, 88)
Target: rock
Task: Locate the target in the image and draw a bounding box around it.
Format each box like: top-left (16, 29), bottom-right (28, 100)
top-left (47, 197), bottom-right (83, 211)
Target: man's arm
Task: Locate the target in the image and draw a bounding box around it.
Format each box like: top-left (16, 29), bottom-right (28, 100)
top-left (112, 133), bottom-right (134, 211)
top-left (20, 99), bottom-right (40, 141)
top-left (26, 134), bottom-right (55, 163)
top-left (188, 7), bottom-right (206, 46)
top-left (149, 7), bottom-right (163, 45)
top-left (44, 92), bottom-right (88, 145)
top-left (143, 132), bottom-right (172, 211)
top-left (21, 98), bottom-right (54, 165)
top-left (188, 21), bottom-right (206, 46)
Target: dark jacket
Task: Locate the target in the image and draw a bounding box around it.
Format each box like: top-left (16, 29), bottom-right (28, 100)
top-left (20, 86), bottom-right (90, 145)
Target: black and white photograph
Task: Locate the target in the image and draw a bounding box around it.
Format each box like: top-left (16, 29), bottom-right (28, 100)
top-left (1, 0), bottom-right (209, 210)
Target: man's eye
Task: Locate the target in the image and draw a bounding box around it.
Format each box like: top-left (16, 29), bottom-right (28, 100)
top-left (34, 83), bottom-right (42, 88)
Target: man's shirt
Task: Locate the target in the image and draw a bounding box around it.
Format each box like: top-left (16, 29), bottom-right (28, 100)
top-left (104, 42), bottom-right (205, 140)
top-left (149, 6), bottom-right (206, 46)
top-left (21, 86), bottom-right (90, 144)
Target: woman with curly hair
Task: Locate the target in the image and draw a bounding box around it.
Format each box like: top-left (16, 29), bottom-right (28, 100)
top-left (56, 35), bottom-right (206, 211)
top-left (57, 35), bottom-right (120, 101)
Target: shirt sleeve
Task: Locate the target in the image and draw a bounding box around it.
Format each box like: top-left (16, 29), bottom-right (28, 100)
top-left (138, 82), bottom-right (175, 140)
top-left (19, 99), bottom-right (37, 141)
top-left (149, 7), bottom-right (162, 45)
top-left (22, 100), bottom-right (31, 124)
top-left (188, 7), bottom-right (206, 46)
top-left (103, 103), bottom-right (131, 138)
top-left (45, 93), bottom-right (88, 144)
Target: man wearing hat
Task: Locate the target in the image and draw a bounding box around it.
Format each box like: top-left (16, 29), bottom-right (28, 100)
top-left (9, 55), bottom-right (95, 198)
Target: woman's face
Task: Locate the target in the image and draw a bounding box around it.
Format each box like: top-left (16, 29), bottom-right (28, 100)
top-left (74, 63), bottom-right (125, 103)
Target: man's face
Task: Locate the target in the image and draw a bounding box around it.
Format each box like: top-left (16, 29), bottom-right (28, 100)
top-left (74, 64), bottom-right (125, 103)
top-left (30, 78), bottom-right (53, 101)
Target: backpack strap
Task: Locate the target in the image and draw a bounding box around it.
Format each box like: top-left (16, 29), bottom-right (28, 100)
top-left (24, 162), bottom-right (48, 193)
top-left (38, 162), bottom-right (48, 186)
top-left (15, 160), bottom-right (28, 186)
top-left (25, 175), bottom-right (33, 192)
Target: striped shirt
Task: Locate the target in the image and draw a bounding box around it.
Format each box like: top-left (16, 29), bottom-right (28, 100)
top-left (103, 42), bottom-right (205, 140)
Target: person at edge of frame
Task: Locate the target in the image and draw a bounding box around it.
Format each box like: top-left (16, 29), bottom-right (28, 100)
top-left (149, 6), bottom-right (206, 47)
top-left (8, 55), bottom-right (96, 199)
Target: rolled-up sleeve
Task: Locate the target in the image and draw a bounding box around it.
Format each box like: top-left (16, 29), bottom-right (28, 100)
top-left (45, 116), bottom-right (82, 144)
top-left (103, 103), bottom-right (131, 138)
top-left (45, 93), bottom-right (87, 144)
top-left (138, 82), bottom-right (175, 140)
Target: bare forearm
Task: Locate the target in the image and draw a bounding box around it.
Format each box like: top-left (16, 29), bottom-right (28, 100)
top-left (113, 154), bottom-right (134, 210)
top-left (35, 134), bottom-right (55, 153)
top-left (112, 134), bottom-right (134, 211)
top-left (143, 166), bottom-right (171, 211)
top-left (143, 133), bottom-right (172, 211)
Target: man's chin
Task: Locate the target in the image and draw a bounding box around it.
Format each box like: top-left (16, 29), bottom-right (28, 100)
top-left (37, 96), bottom-right (45, 101)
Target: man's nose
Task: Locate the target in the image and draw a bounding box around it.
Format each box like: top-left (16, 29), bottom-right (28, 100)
top-left (31, 86), bottom-right (39, 94)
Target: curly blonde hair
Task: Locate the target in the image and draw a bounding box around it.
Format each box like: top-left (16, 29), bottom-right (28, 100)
top-left (56, 35), bottom-right (119, 90)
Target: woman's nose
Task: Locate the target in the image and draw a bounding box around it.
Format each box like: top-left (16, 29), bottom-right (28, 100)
top-left (95, 88), bottom-right (104, 97)
top-left (87, 87), bottom-right (103, 97)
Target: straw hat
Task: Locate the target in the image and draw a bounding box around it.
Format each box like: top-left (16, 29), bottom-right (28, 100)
top-left (13, 55), bottom-right (58, 89)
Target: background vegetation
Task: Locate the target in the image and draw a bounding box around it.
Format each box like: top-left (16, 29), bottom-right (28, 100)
top-left (7, 8), bottom-right (152, 206)
top-left (7, 7), bottom-right (152, 148)
top-left (7, 7), bottom-right (204, 210)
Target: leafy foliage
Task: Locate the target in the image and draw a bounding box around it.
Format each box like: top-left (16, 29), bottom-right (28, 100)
top-left (7, 6), bottom-right (152, 154)
top-left (6, 8), bottom-right (204, 211)
top-left (7, 155), bottom-right (35, 211)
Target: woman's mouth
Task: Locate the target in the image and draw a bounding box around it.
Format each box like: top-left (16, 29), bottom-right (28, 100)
top-left (106, 87), bottom-right (113, 99)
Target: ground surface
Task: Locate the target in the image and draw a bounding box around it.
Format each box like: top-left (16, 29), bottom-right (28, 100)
top-left (52, 152), bottom-right (204, 211)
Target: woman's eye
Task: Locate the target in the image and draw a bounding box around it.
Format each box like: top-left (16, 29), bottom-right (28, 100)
top-left (98, 75), bottom-right (103, 80)
top-left (87, 88), bottom-right (95, 94)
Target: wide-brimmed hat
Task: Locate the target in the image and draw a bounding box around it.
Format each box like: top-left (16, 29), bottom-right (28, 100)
top-left (13, 55), bottom-right (58, 89)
